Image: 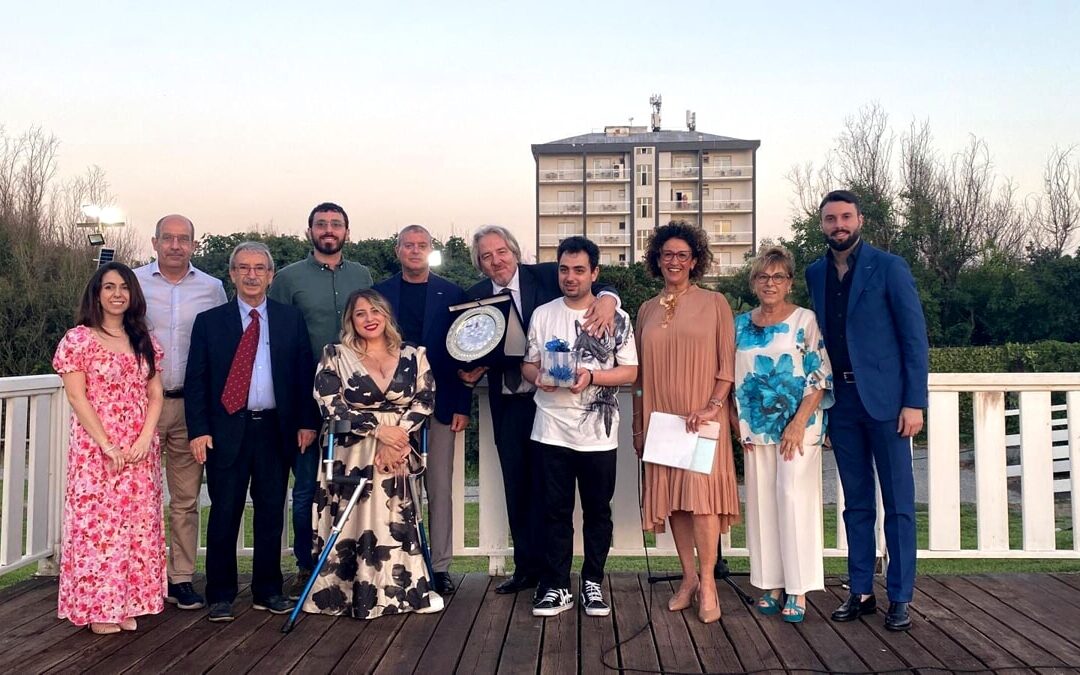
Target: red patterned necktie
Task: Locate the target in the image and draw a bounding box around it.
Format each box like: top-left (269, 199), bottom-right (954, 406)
top-left (220, 308), bottom-right (260, 415)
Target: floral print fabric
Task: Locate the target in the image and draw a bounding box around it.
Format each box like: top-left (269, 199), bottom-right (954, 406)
top-left (51, 325), bottom-right (166, 625)
top-left (734, 308), bottom-right (833, 446)
top-left (303, 342), bottom-right (440, 619)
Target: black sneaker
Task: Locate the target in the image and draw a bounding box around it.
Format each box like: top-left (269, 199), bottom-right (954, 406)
top-left (284, 568), bottom-right (312, 601)
top-left (207, 601), bottom-right (234, 623)
top-left (580, 580), bottom-right (610, 617)
top-left (166, 582), bottom-right (206, 610)
top-left (532, 588), bottom-right (573, 617)
top-left (253, 594), bottom-right (296, 614)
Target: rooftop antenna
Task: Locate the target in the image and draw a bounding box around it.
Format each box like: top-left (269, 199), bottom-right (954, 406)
top-left (686, 110), bottom-right (696, 132)
top-left (650, 94), bottom-right (662, 131)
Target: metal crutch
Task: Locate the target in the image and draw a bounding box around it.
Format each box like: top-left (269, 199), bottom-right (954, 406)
top-left (282, 420), bottom-right (366, 633)
top-left (408, 424), bottom-right (435, 580)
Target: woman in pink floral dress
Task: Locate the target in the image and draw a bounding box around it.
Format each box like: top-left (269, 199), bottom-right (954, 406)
top-left (52, 262), bottom-right (166, 635)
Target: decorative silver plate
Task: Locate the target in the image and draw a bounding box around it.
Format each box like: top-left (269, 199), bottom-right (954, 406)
top-left (447, 306), bottom-right (506, 362)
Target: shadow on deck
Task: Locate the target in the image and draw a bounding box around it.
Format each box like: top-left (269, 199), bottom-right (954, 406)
top-left (3, 571), bottom-right (1080, 674)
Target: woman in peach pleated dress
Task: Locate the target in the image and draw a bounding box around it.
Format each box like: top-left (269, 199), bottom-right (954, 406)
top-left (633, 221), bottom-right (740, 625)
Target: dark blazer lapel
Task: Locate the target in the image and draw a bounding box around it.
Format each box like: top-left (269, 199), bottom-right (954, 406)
top-left (223, 299), bottom-right (244, 352)
top-left (423, 274), bottom-right (445, 343)
top-left (518, 265), bottom-right (539, 325)
top-left (846, 243), bottom-right (880, 316)
top-left (810, 261), bottom-right (827, 338)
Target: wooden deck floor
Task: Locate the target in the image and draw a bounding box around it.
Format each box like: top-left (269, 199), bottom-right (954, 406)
top-left (3, 571), bottom-right (1080, 674)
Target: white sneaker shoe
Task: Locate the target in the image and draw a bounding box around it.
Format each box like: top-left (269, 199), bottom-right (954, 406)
top-left (532, 587), bottom-right (574, 617)
top-left (580, 580), bottom-right (610, 617)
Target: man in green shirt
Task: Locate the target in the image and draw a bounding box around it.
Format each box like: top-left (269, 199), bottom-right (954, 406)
top-left (267, 202), bottom-right (373, 598)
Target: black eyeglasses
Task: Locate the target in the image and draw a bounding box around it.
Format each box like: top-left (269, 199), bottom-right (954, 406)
top-left (754, 273), bottom-right (791, 284)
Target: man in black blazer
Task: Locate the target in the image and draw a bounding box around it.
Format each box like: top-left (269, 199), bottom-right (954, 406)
top-left (184, 241), bottom-right (319, 623)
top-left (374, 224), bottom-right (471, 595)
top-left (459, 225), bottom-right (618, 595)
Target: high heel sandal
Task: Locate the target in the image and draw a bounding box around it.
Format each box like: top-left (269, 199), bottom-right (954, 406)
top-left (89, 622), bottom-right (121, 635)
top-left (781, 595), bottom-right (805, 623)
top-left (667, 581), bottom-right (699, 612)
top-left (756, 590), bottom-right (785, 616)
top-left (697, 589), bottom-right (721, 624)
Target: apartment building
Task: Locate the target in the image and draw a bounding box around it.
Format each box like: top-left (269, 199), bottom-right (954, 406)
top-left (531, 126), bottom-right (760, 276)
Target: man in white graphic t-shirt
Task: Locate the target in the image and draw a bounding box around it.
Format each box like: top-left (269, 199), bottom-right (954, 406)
top-left (521, 236), bottom-right (638, 619)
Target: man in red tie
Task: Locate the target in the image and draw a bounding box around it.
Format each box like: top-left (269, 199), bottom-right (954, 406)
top-left (184, 242), bottom-right (319, 623)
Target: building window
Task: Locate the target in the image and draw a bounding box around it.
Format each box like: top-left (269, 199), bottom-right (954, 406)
top-left (593, 158), bottom-right (612, 170)
top-left (637, 197), bottom-right (653, 218)
top-left (716, 155), bottom-right (733, 168)
top-left (635, 146), bottom-right (654, 156)
top-left (635, 229), bottom-right (652, 252)
top-left (638, 163), bottom-right (653, 187)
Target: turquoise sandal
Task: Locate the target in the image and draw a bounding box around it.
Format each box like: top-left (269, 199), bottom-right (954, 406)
top-left (756, 591), bottom-right (784, 616)
top-left (782, 594), bottom-right (805, 623)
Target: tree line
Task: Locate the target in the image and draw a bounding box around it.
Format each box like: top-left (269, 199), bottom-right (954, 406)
top-left (2, 109), bottom-right (1078, 377)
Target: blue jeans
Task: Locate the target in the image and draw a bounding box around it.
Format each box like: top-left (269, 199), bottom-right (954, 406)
top-left (291, 446), bottom-right (319, 571)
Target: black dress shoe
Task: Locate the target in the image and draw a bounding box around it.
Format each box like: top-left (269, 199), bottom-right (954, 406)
top-left (253, 594), bottom-right (296, 614)
top-left (885, 601), bottom-right (912, 631)
top-left (433, 571), bottom-right (456, 595)
top-left (831, 593), bottom-right (877, 622)
top-left (495, 574), bottom-right (538, 594)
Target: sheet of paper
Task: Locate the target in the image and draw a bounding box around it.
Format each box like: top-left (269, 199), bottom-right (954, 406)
top-left (642, 412), bottom-right (713, 474)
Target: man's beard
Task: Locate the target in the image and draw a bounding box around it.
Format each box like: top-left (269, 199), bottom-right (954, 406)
top-left (313, 236), bottom-right (344, 255)
top-left (827, 230), bottom-right (861, 252)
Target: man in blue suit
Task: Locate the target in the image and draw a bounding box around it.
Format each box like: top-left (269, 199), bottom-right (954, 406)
top-left (374, 224), bottom-right (471, 596)
top-left (805, 190), bottom-right (929, 632)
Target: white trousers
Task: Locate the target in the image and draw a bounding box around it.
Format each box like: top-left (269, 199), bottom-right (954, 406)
top-left (744, 442), bottom-right (824, 595)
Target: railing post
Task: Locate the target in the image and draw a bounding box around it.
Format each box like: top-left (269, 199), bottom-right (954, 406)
top-left (1019, 391), bottom-right (1056, 550)
top-left (927, 391), bottom-right (961, 551)
top-left (973, 391), bottom-right (1008, 551)
top-left (476, 387), bottom-right (508, 575)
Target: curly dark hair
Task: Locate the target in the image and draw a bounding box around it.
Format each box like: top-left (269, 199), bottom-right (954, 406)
top-left (643, 220), bottom-right (713, 282)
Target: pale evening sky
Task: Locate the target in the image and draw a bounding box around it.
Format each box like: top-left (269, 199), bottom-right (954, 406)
top-left (3, 1), bottom-right (1077, 259)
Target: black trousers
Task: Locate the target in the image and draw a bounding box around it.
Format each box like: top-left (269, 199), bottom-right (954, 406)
top-left (537, 442), bottom-right (618, 590)
top-left (491, 394), bottom-right (545, 578)
top-left (204, 413), bottom-right (291, 604)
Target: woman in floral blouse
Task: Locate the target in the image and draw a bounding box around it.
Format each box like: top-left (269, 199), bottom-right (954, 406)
top-left (303, 289), bottom-right (442, 619)
top-left (52, 262), bottom-right (165, 635)
top-left (732, 245), bottom-right (833, 623)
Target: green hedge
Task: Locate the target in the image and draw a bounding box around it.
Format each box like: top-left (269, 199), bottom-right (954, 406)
top-left (930, 340), bottom-right (1080, 373)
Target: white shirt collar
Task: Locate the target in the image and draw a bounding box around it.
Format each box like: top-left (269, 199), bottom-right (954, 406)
top-left (149, 259), bottom-right (194, 279)
top-left (237, 296), bottom-right (268, 320)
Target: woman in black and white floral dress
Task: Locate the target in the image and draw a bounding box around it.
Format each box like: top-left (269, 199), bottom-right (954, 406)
top-left (303, 289), bottom-right (442, 619)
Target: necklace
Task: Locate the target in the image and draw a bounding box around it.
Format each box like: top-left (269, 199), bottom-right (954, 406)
top-left (659, 286), bottom-right (692, 328)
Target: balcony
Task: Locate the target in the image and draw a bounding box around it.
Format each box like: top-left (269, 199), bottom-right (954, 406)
top-left (538, 168), bottom-right (582, 182)
top-left (708, 263), bottom-right (744, 277)
top-left (701, 199), bottom-right (753, 213)
top-left (659, 166), bottom-right (700, 180)
top-left (659, 199), bottom-right (699, 213)
top-left (585, 200), bottom-right (630, 214)
top-left (585, 166), bottom-right (629, 182)
top-left (538, 201), bottom-right (583, 216)
top-left (538, 232), bottom-right (583, 246)
top-left (592, 233), bottom-right (630, 247)
top-left (707, 231), bottom-right (753, 245)
top-left (702, 165), bottom-right (753, 180)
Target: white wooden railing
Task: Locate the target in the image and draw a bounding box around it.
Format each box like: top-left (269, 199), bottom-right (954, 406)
top-left (2, 373), bottom-right (1077, 579)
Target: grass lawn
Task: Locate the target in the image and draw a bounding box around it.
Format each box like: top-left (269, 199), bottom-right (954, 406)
top-left (3, 500), bottom-right (1077, 592)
